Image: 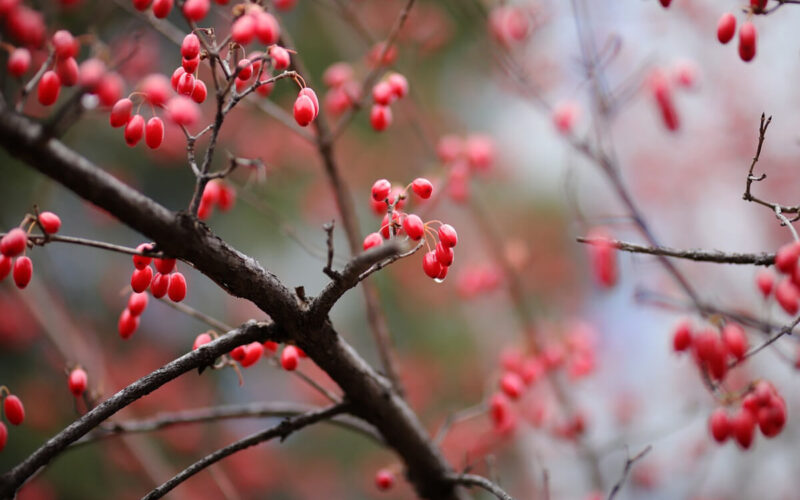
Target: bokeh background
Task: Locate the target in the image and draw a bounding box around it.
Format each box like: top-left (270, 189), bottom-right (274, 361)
top-left (3, 0), bottom-right (800, 498)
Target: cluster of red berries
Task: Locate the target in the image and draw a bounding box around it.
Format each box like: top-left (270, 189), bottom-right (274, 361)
top-left (0, 1), bottom-right (46, 49)
top-left (672, 320), bottom-right (748, 382)
top-left (488, 4), bottom-right (533, 47)
top-left (756, 241), bottom-right (800, 315)
top-left (110, 97), bottom-right (165, 149)
top-left (436, 134), bottom-right (495, 202)
top-left (1, 212), bottom-right (61, 289)
top-left (130, 0), bottom-right (224, 22)
top-left (120, 244), bottom-right (186, 339)
top-left (586, 228), bottom-right (617, 288)
top-left (364, 178), bottom-right (459, 281)
top-left (369, 73), bottom-right (408, 132)
top-left (456, 264), bottom-right (502, 299)
top-left (230, 5), bottom-right (281, 47)
top-left (708, 381), bottom-right (786, 449)
top-left (195, 331), bottom-right (307, 372)
top-left (198, 180), bottom-right (236, 220)
top-left (36, 30), bottom-right (81, 106)
top-left (321, 62), bottom-right (358, 116)
top-left (0, 389), bottom-right (26, 453)
top-left (716, 10), bottom-right (758, 62)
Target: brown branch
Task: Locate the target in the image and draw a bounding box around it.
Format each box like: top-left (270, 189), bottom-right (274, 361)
top-left (447, 473), bottom-right (515, 500)
top-left (141, 403), bottom-right (349, 500)
top-left (576, 237), bottom-right (775, 266)
top-left (0, 232), bottom-right (164, 258)
top-left (607, 445), bottom-right (652, 500)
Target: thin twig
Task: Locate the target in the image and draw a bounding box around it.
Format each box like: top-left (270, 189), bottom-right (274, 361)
top-left (607, 445), bottom-right (652, 500)
top-left (448, 473), bottom-right (515, 500)
top-left (576, 237), bottom-right (775, 266)
top-left (0, 232), bottom-right (165, 258)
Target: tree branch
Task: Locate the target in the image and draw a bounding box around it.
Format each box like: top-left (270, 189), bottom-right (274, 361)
top-left (576, 237), bottom-right (775, 266)
top-left (448, 473), bottom-right (515, 500)
top-left (607, 445), bottom-right (652, 500)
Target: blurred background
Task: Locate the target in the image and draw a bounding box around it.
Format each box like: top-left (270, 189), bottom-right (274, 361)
top-left (3, 0), bottom-right (800, 498)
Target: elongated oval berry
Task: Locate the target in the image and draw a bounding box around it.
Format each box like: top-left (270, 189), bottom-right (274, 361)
top-left (124, 114), bottom-right (145, 147)
top-left (717, 13), bottom-right (736, 44)
top-left (154, 258), bottom-right (176, 274)
top-left (37, 211), bottom-right (61, 234)
top-left (7, 47), bottom-right (30, 77)
top-left (230, 345), bottom-right (246, 361)
top-left (293, 94), bottom-right (315, 127)
top-left (732, 409), bottom-right (755, 449)
top-left (370, 104), bottom-right (392, 131)
top-left (181, 34), bottom-right (201, 59)
top-left (130, 266), bottom-right (153, 293)
top-left (387, 73), bottom-right (409, 99)
top-left (402, 214), bottom-right (424, 241)
top-left (152, 0), bottom-right (174, 18)
top-left (38, 70), bottom-right (61, 106)
top-left (672, 319), bottom-right (693, 352)
top-left (110, 98), bottom-right (133, 128)
top-left (68, 368), bottom-right (87, 397)
top-left (240, 342), bottom-right (264, 367)
top-left (167, 272), bottom-right (187, 302)
top-left (776, 279), bottom-right (800, 315)
top-left (709, 408), bottom-right (730, 443)
top-left (1, 228), bottom-right (28, 257)
top-left (183, 0), bottom-right (209, 21)
top-left (0, 256), bottom-right (11, 281)
top-left (56, 57), bottom-right (79, 87)
top-left (191, 80), bottom-right (207, 104)
top-left (13, 256), bottom-right (32, 289)
top-left (375, 469), bottom-right (395, 491)
top-left (166, 96), bottom-right (201, 126)
top-left (422, 251), bottom-right (442, 279)
top-left (4, 395), bottom-right (24, 425)
top-left (411, 178), bottom-right (433, 199)
top-left (145, 117), bottom-right (164, 149)
top-left (193, 333), bottom-right (212, 350)
top-left (363, 232), bottom-right (383, 250)
top-left (232, 14), bottom-right (256, 45)
top-left (0, 422), bottom-right (6, 452)
top-left (236, 59), bottom-right (252, 80)
top-left (281, 345), bottom-right (299, 370)
top-left (150, 273), bottom-right (169, 298)
top-left (255, 11), bottom-right (280, 44)
top-left (299, 88), bottom-right (319, 118)
top-left (52, 30), bottom-right (78, 59)
top-left (435, 242), bottom-right (454, 267)
top-left (263, 340), bottom-right (278, 354)
top-left (722, 323), bottom-right (747, 360)
top-left (756, 269), bottom-right (774, 297)
top-left (132, 0), bottom-right (152, 10)
top-left (127, 292), bottom-right (148, 316)
top-left (372, 81), bottom-right (394, 106)
top-left (371, 179), bottom-right (391, 202)
top-left (178, 72), bottom-right (195, 96)
top-left (739, 22), bottom-right (757, 62)
top-left (269, 45), bottom-right (290, 70)
top-left (438, 224), bottom-right (458, 248)
top-left (118, 308), bottom-right (139, 339)
top-left (500, 372), bottom-right (525, 400)
top-left (132, 243), bottom-right (153, 270)
top-left (775, 242), bottom-right (800, 274)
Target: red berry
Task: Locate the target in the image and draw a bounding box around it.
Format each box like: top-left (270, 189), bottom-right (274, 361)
top-left (438, 224), bottom-right (458, 248)
top-left (372, 81), bottom-right (394, 106)
top-left (13, 256), bottom-right (32, 289)
top-left (659, 0), bottom-right (671, 6)
top-left (152, 0), bottom-right (173, 18)
top-left (217, 183), bottom-right (236, 211)
top-left (756, 269), bottom-right (774, 297)
top-left (130, 266), bottom-right (153, 293)
top-left (124, 114), bottom-right (145, 147)
top-left (0, 256), bottom-right (11, 281)
top-left (178, 72), bottom-right (196, 96)
top-left (375, 469), bottom-right (395, 491)
top-left (240, 342), bottom-right (264, 367)
top-left (255, 12), bottom-right (280, 44)
top-left (435, 242), bottom-right (454, 267)
top-left (465, 135), bottom-right (495, 170)
top-left (132, 0), bottom-right (152, 10)
top-left (38, 70), bottom-right (61, 106)
top-left (363, 232), bottom-right (383, 251)
top-left (230, 345), bottom-right (246, 361)
top-left (722, 323), bottom-right (747, 360)
top-left (500, 372), bottom-right (525, 399)
top-left (78, 58), bottom-right (106, 90)
top-left (281, 345), bottom-right (299, 370)
top-left (236, 59), bottom-right (252, 80)
top-left (387, 73), bottom-right (409, 99)
top-left (738, 22), bottom-right (757, 62)
top-left (133, 243), bottom-right (153, 270)
top-left (731, 409), bottom-right (756, 449)
top-left (232, 14), bottom-right (256, 45)
top-left (144, 117), bottom-right (164, 149)
top-left (552, 101), bottom-right (580, 134)
top-left (3, 395), bottom-right (25, 425)
top-left (402, 214), bottom-right (424, 241)
top-left (167, 272), bottom-right (187, 302)
top-left (7, 48), bottom-right (31, 77)
top-left (263, 340), bottom-right (278, 354)
top-left (127, 292), bottom-right (149, 316)
top-left (183, 0), bottom-right (209, 20)
top-left (150, 272), bottom-right (169, 298)
top-left (269, 45), bottom-right (290, 70)
top-left (422, 251), bottom-right (442, 279)
top-left (0, 422), bottom-right (6, 452)
top-left (68, 368), bottom-right (88, 397)
top-left (274, 0), bottom-right (296, 10)
top-left (191, 80), bottom-right (207, 103)
top-left (370, 104), bottom-right (392, 131)
top-left (371, 179), bottom-right (392, 202)
top-left (193, 333), bottom-right (212, 350)
top-left (166, 96), bottom-right (201, 126)
top-left (57, 59), bottom-right (80, 87)
top-left (709, 408), bottom-right (730, 443)
top-left (437, 135), bottom-right (463, 163)
top-left (299, 88), bottom-right (319, 118)
top-left (411, 178), bottom-right (433, 199)
top-left (110, 98), bottom-right (133, 128)
top-left (672, 319), bottom-right (693, 352)
top-left (775, 242), bottom-right (800, 274)
top-left (118, 308), bottom-right (139, 339)
top-left (96, 72), bottom-right (124, 107)
top-left (1, 228), bottom-right (28, 257)
top-left (154, 258), bottom-right (176, 274)
top-left (489, 393), bottom-right (511, 429)
top-left (52, 30), bottom-right (78, 59)
top-left (323, 62), bottom-right (353, 88)
top-left (776, 279), bottom-right (800, 315)
top-left (293, 95), bottom-right (315, 127)
top-left (181, 34), bottom-right (201, 59)
top-left (142, 75), bottom-right (172, 106)
top-left (717, 13), bottom-right (736, 44)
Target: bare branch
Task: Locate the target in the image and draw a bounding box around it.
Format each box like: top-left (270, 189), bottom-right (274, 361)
top-left (448, 473), bottom-right (515, 500)
top-left (576, 237), bottom-right (775, 266)
top-left (607, 445), bottom-right (652, 500)
top-left (0, 232), bottom-right (164, 258)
